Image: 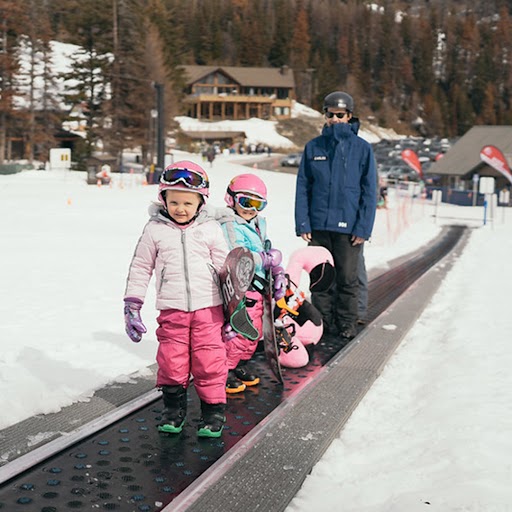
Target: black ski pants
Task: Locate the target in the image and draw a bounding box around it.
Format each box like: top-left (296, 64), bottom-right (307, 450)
top-left (309, 230), bottom-right (362, 329)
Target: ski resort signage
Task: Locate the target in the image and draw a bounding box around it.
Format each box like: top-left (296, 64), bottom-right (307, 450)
top-left (479, 145), bottom-right (512, 185)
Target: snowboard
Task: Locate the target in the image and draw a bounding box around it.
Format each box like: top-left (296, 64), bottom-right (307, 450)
top-left (261, 242), bottom-right (284, 383)
top-left (272, 247), bottom-right (333, 369)
top-left (217, 247), bottom-right (259, 341)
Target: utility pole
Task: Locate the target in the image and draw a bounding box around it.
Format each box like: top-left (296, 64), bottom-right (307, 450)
top-left (154, 82), bottom-right (165, 172)
top-left (108, 74), bottom-right (165, 180)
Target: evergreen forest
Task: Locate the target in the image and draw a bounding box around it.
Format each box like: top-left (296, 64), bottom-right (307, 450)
top-left (1, 0), bottom-right (512, 165)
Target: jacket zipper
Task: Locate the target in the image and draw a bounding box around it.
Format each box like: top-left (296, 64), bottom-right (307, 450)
top-left (159, 267), bottom-right (166, 293)
top-left (327, 139), bottom-right (345, 217)
top-left (181, 230), bottom-right (192, 311)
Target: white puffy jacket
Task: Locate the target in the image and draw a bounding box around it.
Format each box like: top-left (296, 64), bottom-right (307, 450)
top-left (124, 204), bottom-right (229, 312)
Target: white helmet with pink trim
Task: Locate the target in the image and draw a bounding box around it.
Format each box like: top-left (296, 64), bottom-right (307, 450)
top-left (158, 160), bottom-right (210, 206)
top-left (224, 173), bottom-right (267, 207)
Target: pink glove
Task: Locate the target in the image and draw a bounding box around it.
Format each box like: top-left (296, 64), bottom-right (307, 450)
top-left (272, 266), bottom-right (287, 300)
top-left (222, 322), bottom-right (238, 342)
top-left (260, 248), bottom-right (283, 270)
top-left (124, 298), bottom-right (147, 343)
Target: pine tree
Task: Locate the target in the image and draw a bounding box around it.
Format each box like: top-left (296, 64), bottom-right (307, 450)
top-left (238, 1), bottom-right (272, 66)
top-left (57, 0), bottom-right (112, 161)
top-left (289, 5), bottom-right (310, 70)
top-left (268, 0), bottom-right (292, 67)
top-left (289, 4), bottom-right (311, 104)
top-left (105, 0), bottom-right (156, 168)
top-left (5, 0), bottom-right (512, 151)
top-left (0, 0), bottom-right (27, 164)
top-left (18, 0), bottom-right (62, 164)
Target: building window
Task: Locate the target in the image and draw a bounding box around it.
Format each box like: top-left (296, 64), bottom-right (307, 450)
top-left (277, 88), bottom-right (289, 99)
top-left (195, 72), bottom-right (236, 94)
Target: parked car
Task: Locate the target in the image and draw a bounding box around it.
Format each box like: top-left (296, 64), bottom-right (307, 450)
top-left (280, 152), bottom-right (303, 167)
top-left (382, 166), bottom-right (420, 182)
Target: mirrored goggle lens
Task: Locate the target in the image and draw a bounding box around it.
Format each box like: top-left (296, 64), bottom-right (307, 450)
top-left (236, 194), bottom-right (267, 211)
top-left (160, 168), bottom-right (206, 189)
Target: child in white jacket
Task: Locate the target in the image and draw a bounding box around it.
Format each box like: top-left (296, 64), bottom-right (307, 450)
top-left (124, 161), bottom-right (229, 438)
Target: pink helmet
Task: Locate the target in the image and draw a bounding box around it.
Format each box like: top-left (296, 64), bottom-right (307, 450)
top-left (224, 173), bottom-right (267, 207)
top-left (158, 160), bottom-right (210, 206)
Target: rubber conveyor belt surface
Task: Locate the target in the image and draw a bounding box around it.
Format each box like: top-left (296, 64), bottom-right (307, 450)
top-left (0, 225), bottom-right (467, 512)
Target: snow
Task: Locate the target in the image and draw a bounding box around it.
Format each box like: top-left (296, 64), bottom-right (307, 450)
top-left (2, 148), bottom-right (511, 510)
top-left (15, 39), bottom-right (82, 110)
top-left (290, 101), bottom-right (323, 119)
top-left (175, 115), bottom-right (297, 149)
top-left (287, 217), bottom-right (512, 511)
top-left (3, 42), bottom-right (512, 505)
top-left (175, 101), bottom-right (403, 148)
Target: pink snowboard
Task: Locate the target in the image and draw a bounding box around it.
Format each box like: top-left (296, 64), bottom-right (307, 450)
top-left (277, 247), bottom-right (335, 369)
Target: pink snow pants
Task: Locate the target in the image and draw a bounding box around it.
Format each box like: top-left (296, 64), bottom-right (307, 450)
top-left (226, 290), bottom-right (263, 370)
top-left (155, 305), bottom-right (227, 404)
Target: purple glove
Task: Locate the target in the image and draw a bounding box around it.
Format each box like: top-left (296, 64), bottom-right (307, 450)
top-left (124, 298), bottom-right (147, 343)
top-left (260, 248), bottom-right (283, 270)
top-left (272, 266), bottom-right (287, 301)
top-left (222, 322), bottom-right (238, 342)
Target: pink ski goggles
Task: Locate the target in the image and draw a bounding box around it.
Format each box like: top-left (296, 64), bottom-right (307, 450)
top-left (235, 193), bottom-right (267, 211)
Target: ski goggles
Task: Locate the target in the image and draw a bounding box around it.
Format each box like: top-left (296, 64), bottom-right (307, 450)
top-left (160, 167), bottom-right (208, 190)
top-left (235, 193), bottom-right (267, 211)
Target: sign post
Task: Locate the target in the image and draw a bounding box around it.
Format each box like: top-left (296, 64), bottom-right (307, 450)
top-left (479, 177), bottom-right (495, 226)
top-left (499, 189), bottom-right (510, 223)
top-left (432, 189), bottom-right (442, 223)
top-left (472, 173), bottom-right (479, 207)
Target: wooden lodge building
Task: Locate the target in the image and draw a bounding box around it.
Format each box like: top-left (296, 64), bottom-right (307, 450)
top-left (179, 65), bottom-right (296, 121)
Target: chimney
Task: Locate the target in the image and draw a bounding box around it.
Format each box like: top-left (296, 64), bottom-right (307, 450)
top-left (280, 65), bottom-right (289, 75)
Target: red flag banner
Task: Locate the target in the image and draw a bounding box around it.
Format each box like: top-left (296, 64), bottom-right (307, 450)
top-left (480, 145), bottom-right (512, 185)
top-left (401, 149), bottom-right (423, 178)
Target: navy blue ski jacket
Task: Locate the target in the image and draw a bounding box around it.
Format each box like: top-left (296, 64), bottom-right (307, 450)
top-left (294, 120), bottom-right (377, 240)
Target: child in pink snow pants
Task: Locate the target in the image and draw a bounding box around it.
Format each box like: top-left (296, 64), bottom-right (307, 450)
top-left (123, 161), bottom-right (229, 438)
top-left (216, 173), bottom-right (287, 393)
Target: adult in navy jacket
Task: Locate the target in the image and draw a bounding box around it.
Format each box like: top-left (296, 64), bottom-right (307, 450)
top-left (294, 91), bottom-right (377, 341)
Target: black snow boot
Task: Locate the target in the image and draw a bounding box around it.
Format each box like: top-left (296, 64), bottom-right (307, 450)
top-left (226, 370), bottom-right (246, 394)
top-left (197, 401), bottom-right (226, 438)
top-left (158, 385), bottom-right (187, 434)
top-left (234, 361), bottom-right (260, 387)
top-left (338, 323), bottom-right (357, 341)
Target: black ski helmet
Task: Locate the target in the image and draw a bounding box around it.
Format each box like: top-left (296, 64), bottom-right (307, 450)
top-left (323, 91), bottom-right (354, 113)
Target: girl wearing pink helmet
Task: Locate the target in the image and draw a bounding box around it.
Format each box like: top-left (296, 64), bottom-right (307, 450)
top-left (124, 160), bottom-right (230, 438)
top-left (217, 173), bottom-right (286, 393)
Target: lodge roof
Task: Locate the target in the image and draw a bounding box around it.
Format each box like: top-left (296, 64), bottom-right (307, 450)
top-left (181, 130), bottom-right (246, 141)
top-left (180, 65), bottom-right (295, 89)
top-left (430, 125), bottom-right (512, 178)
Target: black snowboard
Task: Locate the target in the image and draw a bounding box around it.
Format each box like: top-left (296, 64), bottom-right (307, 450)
top-left (261, 243), bottom-right (284, 383)
top-left (218, 247), bottom-right (259, 341)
